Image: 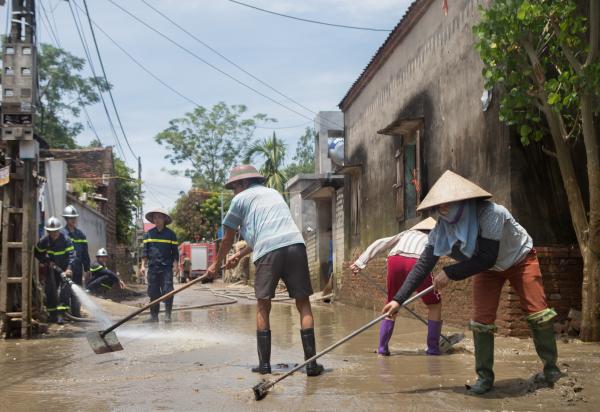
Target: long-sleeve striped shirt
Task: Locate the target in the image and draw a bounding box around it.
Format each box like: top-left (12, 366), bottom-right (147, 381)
top-left (354, 229), bottom-right (428, 269)
top-left (34, 233), bottom-right (76, 271)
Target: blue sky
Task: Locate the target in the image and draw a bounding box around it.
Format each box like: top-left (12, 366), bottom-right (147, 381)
top-left (6, 0), bottom-right (413, 212)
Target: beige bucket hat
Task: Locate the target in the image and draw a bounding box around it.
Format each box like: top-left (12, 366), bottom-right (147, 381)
top-left (410, 217), bottom-right (437, 231)
top-left (225, 165), bottom-right (266, 189)
top-left (145, 208), bottom-right (172, 225)
top-left (417, 170), bottom-right (492, 211)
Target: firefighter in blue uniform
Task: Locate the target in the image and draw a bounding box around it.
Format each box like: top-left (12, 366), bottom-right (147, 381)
top-left (34, 217), bottom-right (76, 324)
top-left (86, 248), bottom-right (125, 296)
top-left (62, 205), bottom-right (90, 317)
top-left (141, 208), bottom-right (179, 323)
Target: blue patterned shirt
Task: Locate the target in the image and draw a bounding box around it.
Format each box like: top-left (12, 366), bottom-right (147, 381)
top-left (223, 185), bottom-right (304, 262)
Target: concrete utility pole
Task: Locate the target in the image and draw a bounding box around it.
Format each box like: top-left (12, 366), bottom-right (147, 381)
top-left (0, 0), bottom-right (42, 338)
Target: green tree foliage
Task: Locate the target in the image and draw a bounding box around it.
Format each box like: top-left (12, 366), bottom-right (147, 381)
top-left (171, 190), bottom-right (231, 241)
top-left (37, 43), bottom-right (109, 148)
top-left (200, 193), bottom-right (231, 240)
top-left (114, 158), bottom-right (138, 243)
top-left (474, 0), bottom-right (600, 340)
top-left (284, 127), bottom-right (316, 177)
top-left (244, 132), bottom-right (288, 193)
top-left (154, 102), bottom-right (273, 189)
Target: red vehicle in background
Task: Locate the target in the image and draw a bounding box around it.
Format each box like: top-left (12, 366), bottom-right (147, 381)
top-left (178, 241), bottom-right (216, 283)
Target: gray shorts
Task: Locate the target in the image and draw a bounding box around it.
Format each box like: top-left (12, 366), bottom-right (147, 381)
top-left (254, 244), bottom-right (313, 299)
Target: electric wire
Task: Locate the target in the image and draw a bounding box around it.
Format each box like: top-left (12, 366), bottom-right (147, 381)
top-left (226, 0), bottom-right (392, 32)
top-left (39, 0), bottom-right (60, 45)
top-left (81, 0), bottom-right (138, 160)
top-left (66, 0), bottom-right (128, 161)
top-left (139, 0), bottom-right (344, 131)
top-left (105, 0), bottom-right (332, 130)
top-left (255, 121), bottom-right (311, 130)
top-left (71, 4), bottom-right (201, 108)
top-left (40, 0), bottom-right (104, 146)
top-left (65, 3), bottom-right (317, 130)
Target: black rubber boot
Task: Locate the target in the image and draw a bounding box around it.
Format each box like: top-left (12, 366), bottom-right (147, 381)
top-left (144, 304), bottom-right (159, 323)
top-left (301, 328), bottom-right (324, 377)
top-left (251, 330), bottom-right (272, 374)
top-left (530, 322), bottom-right (561, 384)
top-left (145, 302), bottom-right (160, 323)
top-left (164, 302), bottom-right (173, 323)
top-left (70, 296), bottom-right (82, 318)
top-left (466, 330), bottom-right (494, 395)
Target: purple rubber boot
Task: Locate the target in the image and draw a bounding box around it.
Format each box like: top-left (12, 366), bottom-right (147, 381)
top-left (426, 320), bottom-right (442, 355)
top-left (378, 319), bottom-right (395, 356)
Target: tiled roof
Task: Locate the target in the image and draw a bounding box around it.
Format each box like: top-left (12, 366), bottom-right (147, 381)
top-left (48, 147), bottom-right (114, 183)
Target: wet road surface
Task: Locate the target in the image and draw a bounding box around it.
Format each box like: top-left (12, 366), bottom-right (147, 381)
top-left (1, 285), bottom-right (598, 411)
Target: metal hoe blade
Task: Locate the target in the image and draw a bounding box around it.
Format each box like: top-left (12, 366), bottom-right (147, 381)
top-left (86, 331), bottom-right (123, 354)
top-left (439, 332), bottom-right (465, 353)
top-left (253, 380), bottom-right (269, 401)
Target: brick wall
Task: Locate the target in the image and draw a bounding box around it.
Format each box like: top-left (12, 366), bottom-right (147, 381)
top-left (115, 244), bottom-right (135, 283)
top-left (48, 147), bottom-right (117, 258)
top-left (337, 246), bottom-right (582, 337)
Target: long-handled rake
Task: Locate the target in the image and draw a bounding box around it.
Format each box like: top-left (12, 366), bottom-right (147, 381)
top-left (252, 286), bottom-right (434, 401)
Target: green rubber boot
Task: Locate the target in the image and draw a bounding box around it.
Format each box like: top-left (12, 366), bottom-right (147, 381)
top-left (527, 310), bottom-right (561, 384)
top-left (466, 324), bottom-right (495, 395)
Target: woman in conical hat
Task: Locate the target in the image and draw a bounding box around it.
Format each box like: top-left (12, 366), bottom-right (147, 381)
top-left (350, 217), bottom-right (442, 356)
top-left (382, 170), bottom-right (560, 395)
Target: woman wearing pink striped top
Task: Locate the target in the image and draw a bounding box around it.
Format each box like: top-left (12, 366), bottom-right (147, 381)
top-left (350, 217), bottom-right (442, 356)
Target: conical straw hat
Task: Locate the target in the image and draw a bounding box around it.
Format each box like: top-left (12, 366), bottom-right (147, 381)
top-left (145, 208), bottom-right (172, 225)
top-left (417, 170), bottom-right (492, 211)
top-left (410, 217), bottom-right (436, 231)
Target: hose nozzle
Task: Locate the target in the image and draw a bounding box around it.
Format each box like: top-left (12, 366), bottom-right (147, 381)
top-left (60, 272), bottom-right (74, 287)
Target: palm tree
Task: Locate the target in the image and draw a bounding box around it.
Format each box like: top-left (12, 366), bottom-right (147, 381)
top-left (244, 132), bottom-right (287, 193)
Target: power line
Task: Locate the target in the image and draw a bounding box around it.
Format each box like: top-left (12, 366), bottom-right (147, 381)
top-left (226, 0), bottom-right (392, 32)
top-left (71, 3), bottom-right (201, 108)
top-left (39, 1), bottom-right (60, 46)
top-left (39, 0), bottom-right (104, 146)
top-left (81, 0), bottom-right (138, 160)
top-left (106, 0), bottom-right (332, 129)
top-left (66, 0), bottom-right (127, 160)
top-left (139, 0), bottom-right (343, 131)
top-left (255, 121), bottom-right (312, 130)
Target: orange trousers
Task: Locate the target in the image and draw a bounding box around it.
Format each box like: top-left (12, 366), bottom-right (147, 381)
top-left (472, 250), bottom-right (549, 325)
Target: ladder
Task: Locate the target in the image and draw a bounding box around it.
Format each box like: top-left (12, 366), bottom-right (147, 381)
top-left (0, 143), bottom-right (37, 338)
top-left (0, 0), bottom-right (40, 338)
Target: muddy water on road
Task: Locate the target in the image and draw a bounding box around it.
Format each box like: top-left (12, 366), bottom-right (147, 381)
top-left (1, 300), bottom-right (598, 411)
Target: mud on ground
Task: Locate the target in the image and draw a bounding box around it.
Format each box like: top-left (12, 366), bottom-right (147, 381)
top-left (0, 283), bottom-right (598, 411)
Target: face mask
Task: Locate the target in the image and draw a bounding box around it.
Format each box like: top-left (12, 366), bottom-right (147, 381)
top-left (438, 202), bottom-right (464, 224)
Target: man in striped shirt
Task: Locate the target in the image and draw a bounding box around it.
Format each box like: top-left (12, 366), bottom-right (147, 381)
top-left (34, 217), bottom-right (76, 324)
top-left (141, 209), bottom-right (179, 323)
top-left (350, 217), bottom-right (442, 356)
top-left (62, 205), bottom-right (90, 318)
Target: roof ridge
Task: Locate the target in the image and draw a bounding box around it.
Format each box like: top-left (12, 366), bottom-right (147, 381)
top-left (339, 0), bottom-right (432, 111)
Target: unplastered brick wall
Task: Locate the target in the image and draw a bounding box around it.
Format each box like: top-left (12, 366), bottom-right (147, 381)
top-left (115, 244), bottom-right (134, 283)
top-left (337, 246), bottom-right (582, 337)
top-left (502, 246), bottom-right (582, 336)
